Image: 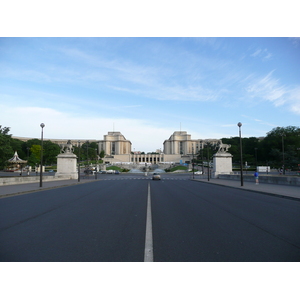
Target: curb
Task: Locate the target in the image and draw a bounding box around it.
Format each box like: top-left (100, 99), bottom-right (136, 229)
top-left (0, 179), bottom-right (101, 199)
top-left (191, 179), bottom-right (300, 202)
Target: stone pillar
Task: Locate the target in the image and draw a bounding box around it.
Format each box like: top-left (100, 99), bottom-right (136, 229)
top-left (55, 152), bottom-right (78, 179)
top-left (213, 152), bottom-right (233, 178)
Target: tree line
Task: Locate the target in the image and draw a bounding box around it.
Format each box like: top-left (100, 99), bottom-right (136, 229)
top-left (1, 125), bottom-right (299, 170)
top-left (195, 126), bottom-right (300, 170)
top-left (0, 126), bottom-right (104, 169)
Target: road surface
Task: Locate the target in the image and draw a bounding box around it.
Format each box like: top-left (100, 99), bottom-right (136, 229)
top-left (1, 173), bottom-right (299, 261)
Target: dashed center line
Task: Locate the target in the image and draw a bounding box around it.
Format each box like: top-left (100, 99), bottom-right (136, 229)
top-left (144, 182), bottom-right (153, 262)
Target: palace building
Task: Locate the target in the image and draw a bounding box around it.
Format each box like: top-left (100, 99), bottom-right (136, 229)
top-left (13, 130), bottom-right (221, 164)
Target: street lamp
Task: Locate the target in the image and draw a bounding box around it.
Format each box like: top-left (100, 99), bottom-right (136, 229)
top-left (207, 143), bottom-right (210, 181)
top-left (237, 122), bottom-right (243, 186)
top-left (192, 144), bottom-right (195, 179)
top-left (200, 140), bottom-right (204, 174)
top-left (95, 148), bottom-right (98, 179)
top-left (281, 133), bottom-right (285, 175)
top-left (86, 140), bottom-right (89, 167)
top-left (39, 123), bottom-right (45, 187)
top-left (255, 148), bottom-right (258, 170)
top-left (78, 140), bottom-right (81, 182)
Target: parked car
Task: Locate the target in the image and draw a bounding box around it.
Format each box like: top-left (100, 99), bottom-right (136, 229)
top-left (152, 173), bottom-right (161, 180)
top-left (84, 169), bottom-right (93, 174)
top-left (106, 169), bottom-right (115, 174)
top-left (115, 170), bottom-right (120, 174)
top-left (101, 171), bottom-right (107, 174)
top-left (194, 171), bottom-right (203, 175)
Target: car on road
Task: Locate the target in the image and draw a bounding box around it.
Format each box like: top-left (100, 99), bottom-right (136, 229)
top-left (84, 169), bottom-right (93, 174)
top-left (194, 171), bottom-right (203, 175)
top-left (106, 169), bottom-right (115, 174)
top-left (152, 173), bottom-right (161, 180)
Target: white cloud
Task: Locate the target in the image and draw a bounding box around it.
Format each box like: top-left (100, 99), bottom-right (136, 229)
top-left (251, 49), bottom-right (262, 57)
top-left (0, 104), bottom-right (172, 152)
top-left (250, 48), bottom-right (272, 60)
top-left (289, 37), bottom-right (300, 47)
top-left (245, 71), bottom-right (300, 114)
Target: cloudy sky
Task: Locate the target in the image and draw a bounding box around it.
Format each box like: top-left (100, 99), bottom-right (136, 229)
top-left (1, 37), bottom-right (299, 152)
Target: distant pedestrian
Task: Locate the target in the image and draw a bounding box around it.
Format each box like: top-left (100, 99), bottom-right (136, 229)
top-left (254, 171), bottom-right (259, 185)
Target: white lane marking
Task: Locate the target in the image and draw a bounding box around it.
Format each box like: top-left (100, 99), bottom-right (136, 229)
top-left (144, 182), bottom-right (154, 262)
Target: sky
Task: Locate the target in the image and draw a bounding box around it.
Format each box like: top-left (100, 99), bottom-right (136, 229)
top-left (1, 37), bottom-right (299, 152)
top-left (1, 2), bottom-right (299, 296)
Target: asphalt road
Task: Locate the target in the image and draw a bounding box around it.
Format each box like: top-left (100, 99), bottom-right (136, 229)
top-left (1, 173), bottom-right (300, 261)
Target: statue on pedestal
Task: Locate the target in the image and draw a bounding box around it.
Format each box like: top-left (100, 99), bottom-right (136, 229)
top-left (216, 142), bottom-right (231, 153)
top-left (60, 140), bottom-right (74, 153)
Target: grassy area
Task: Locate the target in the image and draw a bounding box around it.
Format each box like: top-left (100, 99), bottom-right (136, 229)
top-left (106, 166), bottom-right (129, 172)
top-left (165, 165), bottom-right (188, 172)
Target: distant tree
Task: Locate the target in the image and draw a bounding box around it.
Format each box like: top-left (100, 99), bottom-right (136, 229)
top-left (259, 126), bottom-right (300, 169)
top-left (100, 150), bottom-right (105, 159)
top-left (10, 138), bottom-right (26, 159)
top-left (30, 145), bottom-right (41, 163)
top-left (0, 126), bottom-right (14, 169)
top-left (43, 141), bottom-right (60, 165)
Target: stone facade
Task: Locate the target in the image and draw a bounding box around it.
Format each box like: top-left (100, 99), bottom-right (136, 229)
top-left (163, 131), bottom-right (220, 155)
top-left (13, 131), bottom-right (222, 165)
top-left (98, 132), bottom-right (132, 156)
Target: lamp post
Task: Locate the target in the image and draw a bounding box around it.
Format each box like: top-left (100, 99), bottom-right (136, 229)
top-left (86, 140), bottom-right (89, 167)
top-left (281, 133), bottom-right (285, 175)
top-left (26, 147), bottom-right (29, 175)
top-left (207, 142), bottom-right (210, 181)
top-left (95, 148), bottom-right (98, 179)
top-left (200, 141), bottom-right (204, 174)
top-left (237, 122), bottom-right (243, 186)
top-left (39, 123), bottom-right (45, 187)
top-left (192, 144), bottom-right (195, 179)
top-left (255, 147), bottom-right (258, 170)
top-left (78, 140), bottom-right (81, 182)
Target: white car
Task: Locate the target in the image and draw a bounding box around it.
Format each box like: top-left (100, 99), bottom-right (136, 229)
top-left (106, 169), bottom-right (115, 174)
top-left (152, 173), bottom-right (161, 180)
top-left (194, 171), bottom-right (203, 175)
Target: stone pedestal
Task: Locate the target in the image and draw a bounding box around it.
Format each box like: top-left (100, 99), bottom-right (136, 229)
top-left (55, 153), bottom-right (78, 179)
top-left (213, 152), bottom-right (233, 178)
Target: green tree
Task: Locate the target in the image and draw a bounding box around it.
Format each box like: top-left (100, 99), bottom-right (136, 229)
top-left (259, 126), bottom-right (300, 169)
top-left (0, 126), bottom-right (14, 169)
top-left (43, 141), bottom-right (60, 165)
top-left (10, 138), bottom-right (26, 159)
top-left (30, 144), bottom-right (41, 163)
top-left (100, 150), bottom-right (105, 159)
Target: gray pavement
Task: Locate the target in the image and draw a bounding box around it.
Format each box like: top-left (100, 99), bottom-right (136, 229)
top-left (0, 177), bottom-right (97, 198)
top-left (193, 177), bottom-right (300, 200)
top-left (0, 174), bottom-right (299, 200)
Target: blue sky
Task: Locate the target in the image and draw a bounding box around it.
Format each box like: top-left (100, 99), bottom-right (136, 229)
top-left (0, 37), bottom-right (299, 152)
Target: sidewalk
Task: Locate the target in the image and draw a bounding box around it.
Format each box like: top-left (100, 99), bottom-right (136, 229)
top-left (193, 178), bottom-right (300, 200)
top-left (0, 177), bottom-right (97, 198)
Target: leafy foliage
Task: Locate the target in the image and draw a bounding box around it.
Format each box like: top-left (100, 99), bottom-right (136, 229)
top-left (0, 126), bottom-right (14, 169)
top-left (221, 126), bottom-right (300, 169)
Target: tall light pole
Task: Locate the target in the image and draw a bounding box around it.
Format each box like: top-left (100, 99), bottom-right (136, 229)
top-left (95, 148), bottom-right (98, 179)
top-left (237, 122), bottom-right (243, 186)
top-left (207, 142), bottom-right (210, 182)
top-left (39, 123), bottom-right (45, 187)
top-left (281, 133), bottom-right (285, 175)
top-left (200, 140), bottom-right (204, 174)
top-left (86, 140), bottom-right (89, 167)
top-left (255, 147), bottom-right (258, 170)
top-left (192, 144), bottom-right (195, 179)
top-left (78, 140), bottom-right (81, 182)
